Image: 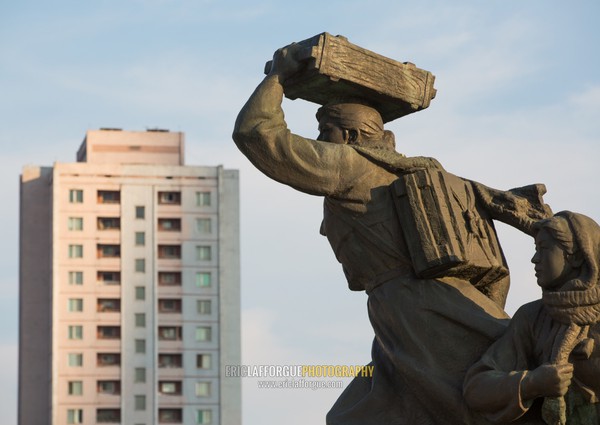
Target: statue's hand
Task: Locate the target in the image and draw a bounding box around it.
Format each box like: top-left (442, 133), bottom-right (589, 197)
top-left (268, 43), bottom-right (304, 82)
top-left (521, 363), bottom-right (573, 401)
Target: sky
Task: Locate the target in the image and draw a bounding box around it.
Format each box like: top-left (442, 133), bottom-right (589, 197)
top-left (1, 1), bottom-right (600, 424)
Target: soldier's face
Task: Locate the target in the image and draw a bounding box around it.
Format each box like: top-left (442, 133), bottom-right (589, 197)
top-left (317, 120), bottom-right (346, 144)
top-left (531, 228), bottom-right (572, 290)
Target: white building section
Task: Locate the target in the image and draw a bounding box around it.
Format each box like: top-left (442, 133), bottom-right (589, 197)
top-left (19, 129), bottom-right (240, 425)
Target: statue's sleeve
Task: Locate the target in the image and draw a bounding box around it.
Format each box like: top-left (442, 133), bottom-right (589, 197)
top-left (463, 303), bottom-right (539, 423)
top-left (471, 181), bottom-right (553, 235)
top-left (232, 75), bottom-right (372, 198)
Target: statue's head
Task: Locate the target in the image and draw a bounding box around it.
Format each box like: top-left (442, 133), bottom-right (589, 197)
top-left (532, 211), bottom-right (600, 292)
top-left (316, 103), bottom-right (395, 151)
top-left (532, 215), bottom-right (582, 291)
top-left (535, 212), bottom-right (600, 325)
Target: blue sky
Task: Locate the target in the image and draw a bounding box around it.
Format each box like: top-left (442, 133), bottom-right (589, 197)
top-left (2, 2), bottom-right (600, 424)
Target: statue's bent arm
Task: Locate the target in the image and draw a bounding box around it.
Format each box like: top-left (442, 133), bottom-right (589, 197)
top-left (233, 75), bottom-right (378, 200)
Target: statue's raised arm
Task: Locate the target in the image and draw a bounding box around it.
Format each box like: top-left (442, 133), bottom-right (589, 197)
top-left (233, 41), bottom-right (441, 198)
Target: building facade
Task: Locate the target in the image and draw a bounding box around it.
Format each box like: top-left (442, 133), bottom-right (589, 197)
top-left (19, 129), bottom-right (240, 425)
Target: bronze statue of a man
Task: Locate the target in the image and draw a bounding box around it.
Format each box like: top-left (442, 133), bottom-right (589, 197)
top-left (233, 43), bottom-right (552, 424)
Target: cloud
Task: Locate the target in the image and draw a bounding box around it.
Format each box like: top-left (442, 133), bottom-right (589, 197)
top-left (42, 54), bottom-right (251, 117)
top-left (568, 84), bottom-right (600, 112)
top-left (242, 309), bottom-right (295, 363)
top-left (242, 308), bottom-right (357, 425)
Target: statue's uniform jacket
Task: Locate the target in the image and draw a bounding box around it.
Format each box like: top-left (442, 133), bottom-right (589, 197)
top-left (233, 75), bottom-right (531, 425)
top-left (464, 301), bottom-right (600, 424)
top-left (233, 75), bottom-right (442, 293)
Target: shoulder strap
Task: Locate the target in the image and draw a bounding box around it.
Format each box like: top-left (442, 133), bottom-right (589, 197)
top-left (351, 146), bottom-right (445, 174)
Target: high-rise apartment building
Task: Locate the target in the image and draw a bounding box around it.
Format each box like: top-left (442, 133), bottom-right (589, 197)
top-left (19, 129), bottom-right (240, 425)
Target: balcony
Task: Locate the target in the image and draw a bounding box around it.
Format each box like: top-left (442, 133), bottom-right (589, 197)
top-left (97, 244), bottom-right (120, 259)
top-left (97, 217), bottom-right (120, 231)
top-left (158, 218), bottom-right (181, 231)
top-left (158, 191), bottom-right (181, 205)
top-left (97, 190), bottom-right (120, 204)
top-left (97, 298), bottom-right (121, 313)
top-left (158, 245), bottom-right (181, 260)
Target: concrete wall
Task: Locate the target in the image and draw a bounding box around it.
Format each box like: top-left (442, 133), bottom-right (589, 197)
top-left (218, 168), bottom-right (241, 425)
top-left (121, 184), bottom-right (156, 425)
top-left (19, 166), bottom-right (53, 425)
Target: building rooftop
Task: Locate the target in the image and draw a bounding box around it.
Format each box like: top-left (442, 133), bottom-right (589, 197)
top-left (76, 128), bottom-right (185, 165)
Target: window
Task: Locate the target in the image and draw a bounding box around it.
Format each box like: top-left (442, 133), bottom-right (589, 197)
top-left (135, 286), bottom-right (145, 300)
top-left (68, 298), bottom-right (83, 312)
top-left (97, 380), bottom-right (121, 395)
top-left (135, 395), bottom-right (146, 411)
top-left (97, 217), bottom-right (120, 230)
top-left (159, 381), bottom-right (182, 395)
top-left (97, 190), bottom-right (120, 204)
top-left (97, 244), bottom-right (120, 258)
top-left (97, 326), bottom-right (120, 339)
top-left (196, 272), bottom-right (211, 287)
top-left (135, 259), bottom-right (146, 272)
top-left (197, 300), bottom-right (211, 315)
top-left (195, 326), bottom-right (212, 342)
top-left (97, 299), bottom-right (120, 312)
top-left (69, 271), bottom-right (83, 285)
top-left (69, 189), bottom-right (83, 203)
top-left (68, 353), bottom-right (83, 367)
top-left (196, 218), bottom-right (212, 234)
top-left (68, 380), bottom-right (83, 395)
top-left (96, 408), bottom-right (121, 423)
top-left (67, 409), bottom-right (83, 424)
top-left (196, 246), bottom-right (211, 261)
top-left (135, 339), bottom-right (146, 354)
top-left (158, 191), bottom-right (181, 205)
top-left (134, 367), bottom-right (146, 383)
top-left (135, 232), bottom-right (145, 246)
top-left (135, 313), bottom-right (146, 327)
top-left (158, 299), bottom-right (182, 313)
top-left (68, 217), bottom-right (83, 231)
top-left (158, 272), bottom-right (181, 286)
top-left (197, 354), bottom-right (211, 369)
top-left (158, 354), bottom-right (182, 368)
top-left (158, 245), bottom-right (181, 259)
top-left (195, 382), bottom-right (211, 397)
top-left (158, 326), bottom-right (182, 341)
top-left (197, 409), bottom-right (212, 424)
top-left (158, 218), bottom-right (181, 231)
top-left (69, 244), bottom-right (83, 258)
top-left (97, 271), bottom-right (120, 285)
top-left (196, 191), bottom-right (211, 206)
top-left (135, 205), bottom-right (145, 219)
top-left (159, 408), bottom-right (182, 423)
top-left (97, 353), bottom-right (120, 366)
top-left (68, 325), bottom-right (83, 340)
